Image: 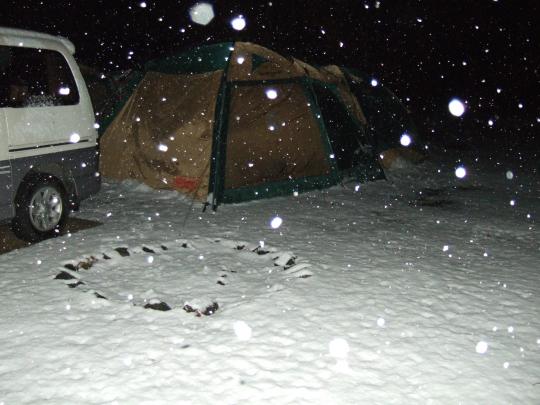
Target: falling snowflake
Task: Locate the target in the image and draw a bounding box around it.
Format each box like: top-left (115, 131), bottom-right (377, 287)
top-left (70, 133), bottom-right (80, 143)
top-left (189, 2), bottom-right (215, 26)
top-left (231, 15), bottom-right (246, 31)
top-left (329, 338), bottom-right (349, 358)
top-left (265, 88), bottom-right (278, 99)
top-left (448, 98), bottom-right (465, 117)
top-left (455, 166), bottom-right (467, 179)
top-left (475, 341), bottom-right (488, 354)
top-left (234, 321), bottom-right (252, 340)
top-left (270, 216), bottom-right (283, 229)
top-left (400, 133), bottom-right (412, 147)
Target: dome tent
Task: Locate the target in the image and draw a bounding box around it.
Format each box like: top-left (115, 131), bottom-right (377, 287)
top-left (99, 42), bottom-right (390, 208)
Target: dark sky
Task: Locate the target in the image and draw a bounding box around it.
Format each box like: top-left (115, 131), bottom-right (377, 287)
top-left (1, 0), bottom-right (538, 150)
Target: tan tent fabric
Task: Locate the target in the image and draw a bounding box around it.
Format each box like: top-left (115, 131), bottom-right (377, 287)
top-left (224, 82), bottom-right (331, 190)
top-left (100, 70), bottom-right (223, 200)
top-left (297, 62), bottom-right (367, 125)
top-left (229, 46), bottom-right (367, 126)
top-left (293, 60), bottom-right (339, 84)
top-left (227, 42), bottom-right (305, 82)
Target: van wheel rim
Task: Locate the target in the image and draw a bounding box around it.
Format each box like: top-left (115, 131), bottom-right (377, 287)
top-left (29, 186), bottom-right (63, 232)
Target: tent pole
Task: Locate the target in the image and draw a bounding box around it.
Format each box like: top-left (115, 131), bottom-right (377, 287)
top-left (209, 79), bottom-right (230, 211)
top-left (208, 46), bottom-right (234, 210)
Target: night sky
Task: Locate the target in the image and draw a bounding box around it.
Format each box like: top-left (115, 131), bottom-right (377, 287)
top-left (1, 0), bottom-right (538, 151)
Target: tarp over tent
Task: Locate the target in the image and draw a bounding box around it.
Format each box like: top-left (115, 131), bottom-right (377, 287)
top-left (100, 42), bottom-right (414, 208)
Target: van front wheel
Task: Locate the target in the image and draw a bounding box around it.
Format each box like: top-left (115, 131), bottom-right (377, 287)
top-left (12, 177), bottom-right (68, 242)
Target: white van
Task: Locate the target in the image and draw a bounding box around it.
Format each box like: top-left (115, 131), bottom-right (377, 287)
top-left (0, 27), bottom-right (100, 242)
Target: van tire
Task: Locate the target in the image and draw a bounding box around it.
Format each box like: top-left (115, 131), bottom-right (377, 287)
top-left (12, 176), bottom-right (69, 242)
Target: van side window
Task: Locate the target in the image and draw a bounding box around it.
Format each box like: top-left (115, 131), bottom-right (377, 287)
top-left (0, 46), bottom-right (80, 108)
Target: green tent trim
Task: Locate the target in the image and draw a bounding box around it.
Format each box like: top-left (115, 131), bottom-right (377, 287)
top-left (221, 173), bottom-right (338, 204)
top-left (208, 51), bottom-right (234, 209)
top-left (145, 42), bottom-right (234, 75)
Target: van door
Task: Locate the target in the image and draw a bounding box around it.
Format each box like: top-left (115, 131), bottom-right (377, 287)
top-left (0, 108), bottom-right (13, 217)
top-left (2, 46), bottom-right (90, 154)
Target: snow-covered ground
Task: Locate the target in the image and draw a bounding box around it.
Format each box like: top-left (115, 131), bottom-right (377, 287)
top-left (1, 150), bottom-right (539, 404)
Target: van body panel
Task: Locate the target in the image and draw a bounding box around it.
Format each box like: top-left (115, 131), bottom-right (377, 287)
top-left (5, 104), bottom-right (96, 154)
top-left (9, 146), bottom-right (100, 202)
top-left (0, 27), bottom-right (100, 226)
top-left (1, 33), bottom-right (97, 153)
top-left (0, 26), bottom-right (76, 54)
top-left (0, 109), bottom-right (13, 217)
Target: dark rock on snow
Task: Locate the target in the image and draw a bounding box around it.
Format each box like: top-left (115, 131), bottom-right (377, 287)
top-left (144, 301), bottom-right (172, 311)
top-left (67, 281), bottom-right (85, 288)
top-left (55, 271), bottom-right (76, 280)
top-left (114, 247), bottom-right (130, 257)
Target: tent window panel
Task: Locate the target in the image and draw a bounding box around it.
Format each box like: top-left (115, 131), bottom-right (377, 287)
top-left (224, 83), bottom-right (330, 190)
top-left (99, 71), bottom-right (222, 201)
top-left (312, 83), bottom-right (370, 171)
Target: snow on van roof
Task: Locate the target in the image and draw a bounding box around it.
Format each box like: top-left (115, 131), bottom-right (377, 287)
top-left (0, 26), bottom-right (76, 54)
